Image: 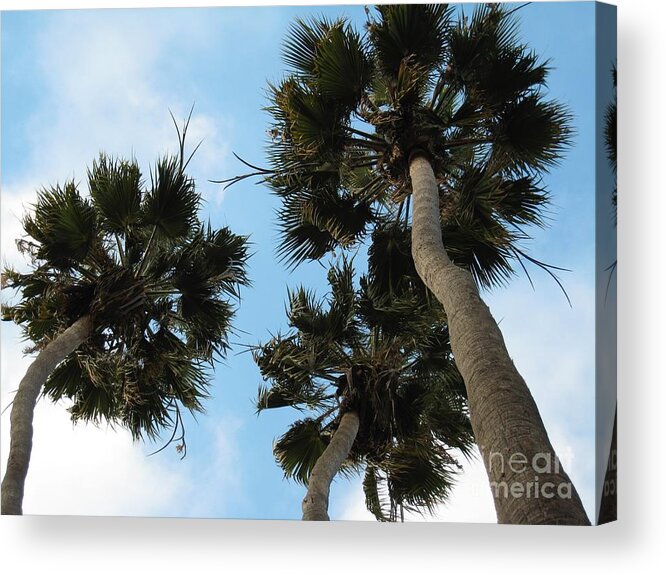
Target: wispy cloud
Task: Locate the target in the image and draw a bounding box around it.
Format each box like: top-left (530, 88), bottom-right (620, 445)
top-left (182, 415), bottom-right (248, 518)
top-left (4, 10), bottom-right (231, 217)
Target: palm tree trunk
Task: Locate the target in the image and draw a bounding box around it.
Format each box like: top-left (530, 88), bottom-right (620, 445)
top-left (409, 154), bottom-right (589, 525)
top-left (302, 410), bottom-right (360, 521)
top-left (1, 315), bottom-right (92, 515)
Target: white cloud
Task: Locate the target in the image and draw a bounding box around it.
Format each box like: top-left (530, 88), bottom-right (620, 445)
top-left (182, 415), bottom-right (246, 518)
top-left (16, 404), bottom-right (187, 517)
top-left (335, 480), bottom-right (374, 522)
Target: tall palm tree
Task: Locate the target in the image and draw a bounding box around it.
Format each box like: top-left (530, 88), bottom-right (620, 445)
top-left (254, 251), bottom-right (473, 521)
top-left (1, 123), bottom-right (249, 515)
top-left (227, 4), bottom-right (588, 524)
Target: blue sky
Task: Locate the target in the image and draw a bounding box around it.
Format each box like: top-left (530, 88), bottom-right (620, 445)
top-left (0, 2), bottom-right (613, 522)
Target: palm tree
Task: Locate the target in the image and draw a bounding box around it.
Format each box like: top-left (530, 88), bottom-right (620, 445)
top-left (227, 4), bottom-right (588, 524)
top-left (254, 251), bottom-right (474, 521)
top-left (1, 121), bottom-right (249, 515)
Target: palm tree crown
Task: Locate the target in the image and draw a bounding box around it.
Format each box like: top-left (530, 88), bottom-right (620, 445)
top-left (2, 128), bottom-right (249, 446)
top-left (232, 3), bottom-right (570, 289)
top-left (254, 254), bottom-right (473, 520)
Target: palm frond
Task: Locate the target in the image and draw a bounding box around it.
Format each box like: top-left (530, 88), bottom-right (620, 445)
top-left (362, 465), bottom-right (391, 521)
top-left (274, 418), bottom-right (329, 485)
top-left (23, 183), bottom-right (97, 270)
top-left (314, 21), bottom-right (372, 109)
top-left (275, 186), bottom-right (375, 268)
top-left (142, 155), bottom-right (200, 240)
top-left (88, 154), bottom-right (142, 234)
top-left (268, 79), bottom-right (348, 159)
top-left (490, 95), bottom-right (572, 173)
top-left (369, 4), bottom-right (453, 76)
top-left (384, 437), bottom-right (459, 516)
top-left (441, 221), bottom-right (516, 289)
top-left (254, 332), bottom-right (335, 392)
top-left (283, 17), bottom-right (339, 75)
top-left (446, 5), bottom-right (549, 107)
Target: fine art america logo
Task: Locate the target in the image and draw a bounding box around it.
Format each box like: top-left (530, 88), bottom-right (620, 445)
top-left (481, 449), bottom-right (573, 499)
